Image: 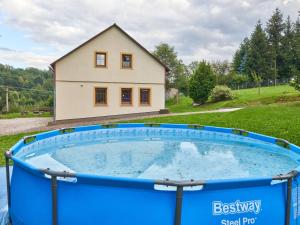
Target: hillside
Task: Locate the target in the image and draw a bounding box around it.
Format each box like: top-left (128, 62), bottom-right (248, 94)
top-left (166, 85), bottom-right (300, 113)
top-left (0, 64), bottom-right (53, 112)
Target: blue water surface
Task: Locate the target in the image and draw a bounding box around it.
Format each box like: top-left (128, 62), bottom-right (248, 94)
top-left (14, 128), bottom-right (300, 180)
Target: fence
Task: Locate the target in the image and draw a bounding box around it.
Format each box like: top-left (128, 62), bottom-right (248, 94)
top-left (228, 79), bottom-right (291, 90)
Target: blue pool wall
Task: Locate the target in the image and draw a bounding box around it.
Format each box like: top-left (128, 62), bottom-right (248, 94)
top-left (0, 167), bottom-right (9, 225)
top-left (7, 123), bottom-right (300, 225)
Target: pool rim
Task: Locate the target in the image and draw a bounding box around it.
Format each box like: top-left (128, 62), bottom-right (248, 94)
top-left (5, 123), bottom-right (300, 189)
top-left (5, 123), bottom-right (300, 225)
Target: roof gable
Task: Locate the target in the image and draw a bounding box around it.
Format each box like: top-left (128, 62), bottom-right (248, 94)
top-left (50, 23), bottom-right (168, 71)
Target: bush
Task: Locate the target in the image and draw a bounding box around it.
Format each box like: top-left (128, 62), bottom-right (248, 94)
top-left (211, 85), bottom-right (233, 102)
top-left (290, 68), bottom-right (300, 91)
top-left (189, 61), bottom-right (216, 104)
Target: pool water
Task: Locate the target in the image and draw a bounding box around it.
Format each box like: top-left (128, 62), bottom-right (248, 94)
top-left (15, 128), bottom-right (300, 180)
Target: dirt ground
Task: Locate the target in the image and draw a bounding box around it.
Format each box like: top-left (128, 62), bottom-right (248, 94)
top-left (0, 118), bottom-right (52, 136)
top-left (0, 108), bottom-right (243, 136)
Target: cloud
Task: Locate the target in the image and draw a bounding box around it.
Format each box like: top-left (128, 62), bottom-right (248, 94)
top-left (0, 48), bottom-right (56, 69)
top-left (0, 0), bottom-right (299, 68)
top-left (0, 47), bottom-right (16, 52)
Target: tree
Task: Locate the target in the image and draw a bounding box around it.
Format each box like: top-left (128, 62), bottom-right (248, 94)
top-left (211, 60), bottom-right (230, 85)
top-left (232, 38), bottom-right (250, 75)
top-left (0, 64), bottom-right (53, 112)
top-left (266, 8), bottom-right (285, 83)
top-left (189, 61), bottom-right (216, 104)
top-left (187, 61), bottom-right (200, 76)
top-left (291, 13), bottom-right (300, 83)
top-left (233, 8), bottom-right (300, 86)
top-left (251, 71), bottom-right (263, 95)
top-left (290, 14), bottom-right (300, 91)
top-left (153, 43), bottom-right (187, 92)
top-left (280, 16), bottom-right (294, 79)
top-left (247, 21), bottom-right (271, 80)
top-left (225, 72), bottom-right (249, 89)
top-left (175, 67), bottom-right (190, 96)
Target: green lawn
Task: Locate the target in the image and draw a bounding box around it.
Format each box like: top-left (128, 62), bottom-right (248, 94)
top-left (130, 102), bottom-right (300, 146)
top-left (0, 111), bottom-right (51, 119)
top-left (0, 131), bottom-right (39, 166)
top-left (167, 85), bottom-right (300, 113)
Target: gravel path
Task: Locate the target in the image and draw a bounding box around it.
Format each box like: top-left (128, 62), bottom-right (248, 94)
top-left (0, 118), bottom-right (52, 136)
top-left (0, 108), bottom-right (243, 136)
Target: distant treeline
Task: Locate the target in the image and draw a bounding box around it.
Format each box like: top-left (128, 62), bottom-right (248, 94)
top-left (153, 9), bottom-right (300, 96)
top-left (232, 8), bottom-right (300, 82)
top-left (0, 64), bottom-right (53, 113)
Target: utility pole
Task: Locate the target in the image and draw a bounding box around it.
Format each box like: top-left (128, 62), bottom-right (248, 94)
top-left (6, 86), bottom-right (9, 112)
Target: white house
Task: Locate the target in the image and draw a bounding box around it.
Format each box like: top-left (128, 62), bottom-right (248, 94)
top-left (50, 24), bottom-right (168, 123)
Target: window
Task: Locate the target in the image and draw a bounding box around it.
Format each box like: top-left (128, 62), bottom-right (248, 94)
top-left (95, 88), bottom-right (107, 105)
top-left (95, 52), bottom-right (107, 67)
top-left (140, 88), bottom-right (151, 105)
top-left (121, 53), bottom-right (132, 69)
top-left (121, 88), bottom-right (132, 105)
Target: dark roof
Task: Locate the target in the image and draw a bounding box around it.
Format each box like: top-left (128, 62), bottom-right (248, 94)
top-left (50, 23), bottom-right (168, 71)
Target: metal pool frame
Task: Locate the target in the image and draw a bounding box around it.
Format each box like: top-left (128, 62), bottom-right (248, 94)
top-left (4, 123), bottom-right (300, 225)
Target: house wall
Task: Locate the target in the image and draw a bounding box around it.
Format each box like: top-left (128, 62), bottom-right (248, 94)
top-left (56, 82), bottom-right (164, 120)
top-left (55, 26), bottom-right (165, 121)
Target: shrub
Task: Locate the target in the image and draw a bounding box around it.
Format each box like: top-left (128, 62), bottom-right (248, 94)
top-left (211, 85), bottom-right (233, 102)
top-left (189, 61), bottom-right (216, 104)
top-left (290, 68), bottom-right (300, 91)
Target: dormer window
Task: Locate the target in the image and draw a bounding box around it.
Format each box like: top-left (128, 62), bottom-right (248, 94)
top-left (121, 53), bottom-right (132, 69)
top-left (95, 52), bottom-right (107, 67)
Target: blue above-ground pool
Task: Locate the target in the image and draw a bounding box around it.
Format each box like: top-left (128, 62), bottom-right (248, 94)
top-left (4, 123), bottom-right (300, 225)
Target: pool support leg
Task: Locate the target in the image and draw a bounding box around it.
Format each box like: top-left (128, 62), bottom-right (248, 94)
top-left (285, 177), bottom-right (293, 225)
top-left (5, 151), bottom-right (12, 224)
top-left (41, 169), bottom-right (76, 225)
top-left (51, 175), bottom-right (58, 225)
top-left (174, 186), bottom-right (183, 225)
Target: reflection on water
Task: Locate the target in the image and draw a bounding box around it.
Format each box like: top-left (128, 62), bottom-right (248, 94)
top-left (15, 128), bottom-right (300, 180)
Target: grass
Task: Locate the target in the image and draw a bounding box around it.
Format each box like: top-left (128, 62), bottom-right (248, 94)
top-left (0, 111), bottom-right (51, 119)
top-left (0, 131), bottom-right (39, 166)
top-left (167, 85), bottom-right (300, 113)
top-left (129, 102), bottom-right (300, 146)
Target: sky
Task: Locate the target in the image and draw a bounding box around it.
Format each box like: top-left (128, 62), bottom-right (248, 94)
top-left (0, 0), bottom-right (299, 69)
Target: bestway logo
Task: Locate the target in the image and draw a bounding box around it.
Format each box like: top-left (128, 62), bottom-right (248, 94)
top-left (212, 200), bottom-right (262, 216)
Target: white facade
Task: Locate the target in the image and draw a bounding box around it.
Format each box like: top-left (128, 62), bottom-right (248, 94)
top-left (52, 24), bottom-right (167, 121)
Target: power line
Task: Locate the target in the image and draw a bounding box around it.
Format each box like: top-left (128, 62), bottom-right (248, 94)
top-left (0, 85), bottom-right (53, 113)
top-left (0, 85), bottom-right (53, 93)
